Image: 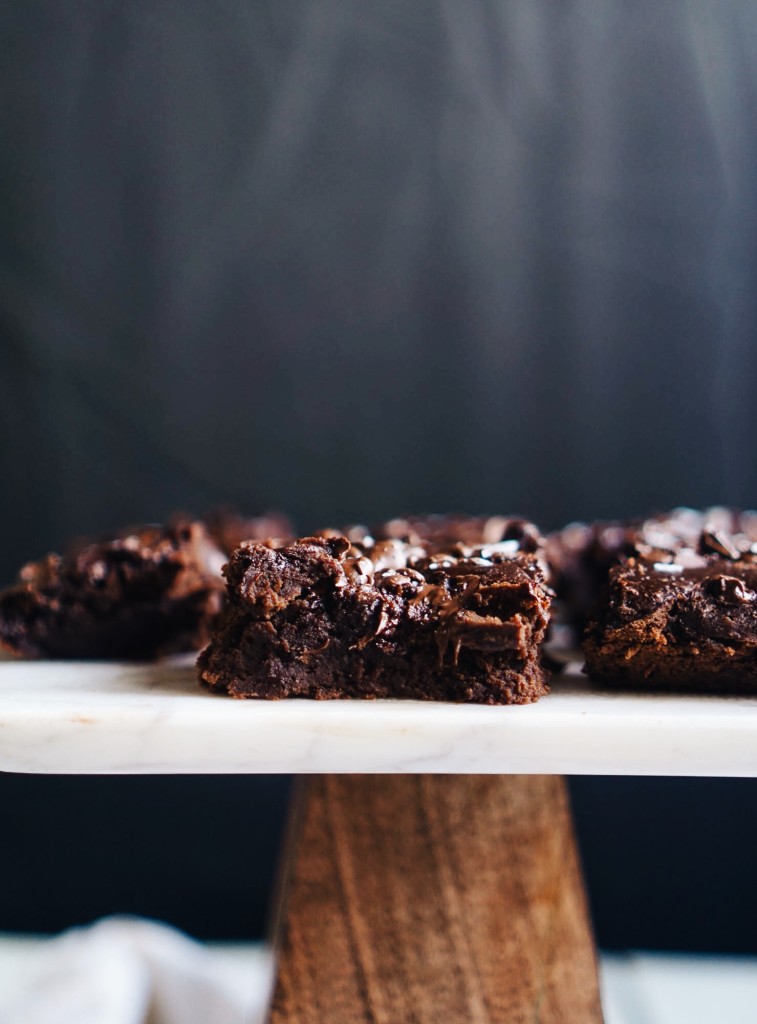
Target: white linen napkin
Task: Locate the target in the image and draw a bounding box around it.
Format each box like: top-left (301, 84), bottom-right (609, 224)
top-left (0, 917), bottom-right (272, 1024)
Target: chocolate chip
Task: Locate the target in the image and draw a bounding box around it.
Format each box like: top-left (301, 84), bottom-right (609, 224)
top-left (343, 555), bottom-right (374, 584)
top-left (704, 575), bottom-right (756, 605)
top-left (700, 530), bottom-right (741, 560)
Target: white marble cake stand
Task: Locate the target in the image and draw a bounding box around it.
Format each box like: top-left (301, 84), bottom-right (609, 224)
top-left (0, 657), bottom-right (756, 776)
top-left (3, 655), bottom-right (752, 1023)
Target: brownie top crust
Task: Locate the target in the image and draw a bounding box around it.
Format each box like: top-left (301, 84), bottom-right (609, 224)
top-left (318, 514), bottom-right (549, 582)
top-left (590, 556), bottom-right (757, 645)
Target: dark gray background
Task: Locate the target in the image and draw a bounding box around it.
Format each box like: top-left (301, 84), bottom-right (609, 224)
top-left (2, 0), bottom-right (757, 949)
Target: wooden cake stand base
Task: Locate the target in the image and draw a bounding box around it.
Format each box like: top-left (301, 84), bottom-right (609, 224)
top-left (268, 775), bottom-right (603, 1023)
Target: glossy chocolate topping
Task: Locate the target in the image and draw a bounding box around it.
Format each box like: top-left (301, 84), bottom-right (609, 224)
top-left (603, 557), bottom-right (757, 643)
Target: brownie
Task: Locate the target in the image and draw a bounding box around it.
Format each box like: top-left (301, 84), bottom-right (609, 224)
top-left (198, 532), bottom-right (552, 703)
top-left (0, 521), bottom-right (226, 659)
top-left (548, 506), bottom-right (757, 634)
top-left (584, 540), bottom-right (757, 692)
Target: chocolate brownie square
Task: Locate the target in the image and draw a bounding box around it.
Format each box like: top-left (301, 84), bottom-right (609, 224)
top-left (0, 521), bottom-right (225, 659)
top-left (584, 551), bottom-right (757, 692)
top-left (198, 531), bottom-right (552, 704)
top-left (548, 507), bottom-right (757, 633)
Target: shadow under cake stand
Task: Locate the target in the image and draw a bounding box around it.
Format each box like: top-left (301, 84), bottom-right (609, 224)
top-left (3, 657), bottom-right (756, 1022)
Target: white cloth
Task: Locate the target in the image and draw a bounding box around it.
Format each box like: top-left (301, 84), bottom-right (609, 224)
top-left (2, 923), bottom-right (757, 1024)
top-left (0, 918), bottom-right (272, 1024)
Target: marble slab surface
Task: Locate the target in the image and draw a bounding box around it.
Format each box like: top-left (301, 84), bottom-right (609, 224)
top-left (1, 657), bottom-right (757, 775)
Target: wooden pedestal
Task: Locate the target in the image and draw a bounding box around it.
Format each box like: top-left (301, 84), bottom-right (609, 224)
top-left (268, 775), bottom-right (603, 1023)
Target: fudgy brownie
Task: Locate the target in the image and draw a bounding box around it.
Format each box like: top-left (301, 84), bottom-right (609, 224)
top-left (198, 531), bottom-right (552, 703)
top-left (584, 547), bottom-right (757, 692)
top-left (548, 507), bottom-right (757, 633)
top-left (0, 521), bottom-right (226, 659)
